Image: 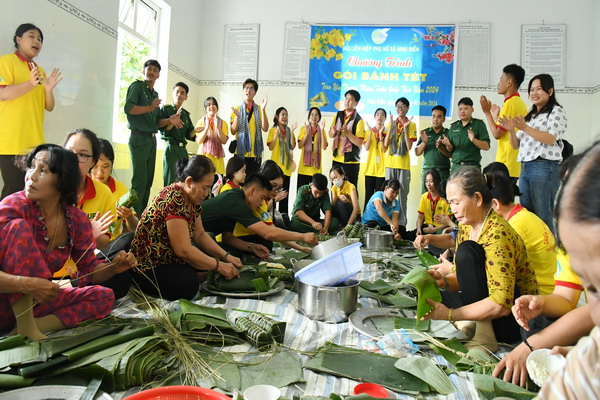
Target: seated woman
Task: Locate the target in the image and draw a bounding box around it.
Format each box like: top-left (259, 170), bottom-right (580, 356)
top-left (361, 179), bottom-right (402, 240)
top-left (219, 155), bottom-right (246, 193)
top-left (130, 155), bottom-right (242, 301)
top-left (487, 171), bottom-right (557, 296)
top-left (0, 144), bottom-right (136, 340)
top-left (416, 168), bottom-right (452, 236)
top-left (536, 140), bottom-right (600, 398)
top-left (329, 164), bottom-right (360, 227)
top-left (424, 166), bottom-right (538, 351)
top-left (91, 138), bottom-right (139, 236)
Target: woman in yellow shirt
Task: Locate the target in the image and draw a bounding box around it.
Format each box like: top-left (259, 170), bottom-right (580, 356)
top-left (91, 139), bottom-right (138, 236)
top-left (330, 164), bottom-right (360, 227)
top-left (219, 155), bottom-right (246, 193)
top-left (267, 107), bottom-right (296, 214)
top-left (363, 108), bottom-right (387, 209)
top-left (195, 97), bottom-right (228, 175)
top-left (297, 107), bottom-right (328, 189)
top-left (416, 168), bottom-right (452, 236)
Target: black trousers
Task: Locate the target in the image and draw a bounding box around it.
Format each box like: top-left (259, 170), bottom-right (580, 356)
top-left (0, 155), bottom-right (25, 200)
top-left (244, 157), bottom-right (260, 176)
top-left (296, 173), bottom-right (312, 189)
top-left (333, 200), bottom-right (354, 227)
top-left (277, 174), bottom-right (291, 214)
top-left (364, 176), bottom-right (385, 210)
top-left (441, 240), bottom-right (522, 344)
top-left (332, 161), bottom-right (359, 188)
top-left (131, 263), bottom-right (200, 301)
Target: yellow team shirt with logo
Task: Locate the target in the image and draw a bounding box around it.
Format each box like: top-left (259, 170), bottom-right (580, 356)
top-left (417, 192), bottom-right (452, 226)
top-left (363, 128), bottom-right (386, 177)
top-left (384, 121), bottom-right (416, 170)
top-left (0, 53), bottom-right (46, 155)
top-left (496, 94), bottom-right (528, 178)
top-left (230, 105), bottom-right (263, 158)
top-left (234, 199), bottom-right (272, 237)
top-left (196, 118), bottom-right (229, 175)
top-left (330, 113), bottom-right (365, 164)
top-left (267, 127), bottom-right (293, 176)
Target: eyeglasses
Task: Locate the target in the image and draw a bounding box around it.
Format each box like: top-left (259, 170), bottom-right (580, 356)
top-left (271, 185), bottom-right (283, 193)
top-left (396, 104), bottom-right (408, 109)
top-left (75, 153), bottom-right (93, 163)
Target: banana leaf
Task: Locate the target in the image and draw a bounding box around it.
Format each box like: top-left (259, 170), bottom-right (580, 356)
top-left (394, 356), bottom-right (457, 395)
top-left (472, 373), bottom-right (536, 400)
top-left (207, 269), bottom-right (262, 292)
top-left (359, 280), bottom-right (396, 295)
top-left (0, 335), bottom-right (25, 351)
top-left (0, 342), bottom-right (40, 369)
top-left (117, 189), bottom-right (139, 208)
top-left (63, 325), bottom-right (154, 361)
top-left (416, 249), bottom-right (440, 268)
top-left (304, 344), bottom-right (429, 394)
top-left (79, 376), bottom-right (103, 400)
top-left (400, 267), bottom-right (442, 319)
top-left (0, 373), bottom-right (35, 388)
top-left (429, 338), bottom-right (469, 367)
top-left (238, 351), bottom-right (304, 391)
top-left (179, 299), bottom-right (230, 322)
top-left (40, 324), bottom-right (124, 359)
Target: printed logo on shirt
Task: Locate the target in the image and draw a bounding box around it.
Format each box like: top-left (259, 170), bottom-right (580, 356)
top-left (261, 211), bottom-right (270, 221)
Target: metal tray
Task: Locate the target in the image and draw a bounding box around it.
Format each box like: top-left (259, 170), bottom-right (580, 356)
top-left (349, 307), bottom-right (467, 343)
top-left (201, 281), bottom-right (285, 299)
top-left (0, 385), bottom-right (113, 400)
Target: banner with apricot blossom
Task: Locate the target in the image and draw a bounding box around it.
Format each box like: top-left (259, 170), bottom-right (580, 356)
top-left (307, 25), bottom-right (456, 117)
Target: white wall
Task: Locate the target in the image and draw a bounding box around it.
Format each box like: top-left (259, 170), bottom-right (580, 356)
top-left (2, 0), bottom-right (598, 227)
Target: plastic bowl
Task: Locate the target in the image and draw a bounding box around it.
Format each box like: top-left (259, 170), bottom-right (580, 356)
top-left (353, 382), bottom-right (389, 398)
top-left (526, 348), bottom-right (566, 387)
top-left (243, 384), bottom-right (280, 400)
top-left (124, 386), bottom-right (231, 399)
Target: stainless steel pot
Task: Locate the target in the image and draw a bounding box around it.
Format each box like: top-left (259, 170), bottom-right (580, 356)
top-left (290, 258), bottom-right (315, 273)
top-left (364, 230), bottom-right (393, 251)
top-left (296, 278), bottom-right (359, 323)
top-left (311, 231), bottom-right (349, 260)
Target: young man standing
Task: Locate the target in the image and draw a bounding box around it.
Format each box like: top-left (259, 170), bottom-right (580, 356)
top-left (442, 97), bottom-right (490, 173)
top-left (383, 97), bottom-right (416, 227)
top-left (415, 105), bottom-right (451, 193)
top-left (480, 64), bottom-right (528, 181)
top-left (124, 59), bottom-right (162, 214)
top-left (329, 89), bottom-right (365, 187)
top-left (230, 78), bottom-right (269, 176)
top-left (158, 82), bottom-right (195, 186)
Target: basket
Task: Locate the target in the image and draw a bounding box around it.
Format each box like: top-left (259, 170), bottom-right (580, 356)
top-left (295, 242), bottom-right (363, 286)
top-left (124, 386), bottom-right (231, 400)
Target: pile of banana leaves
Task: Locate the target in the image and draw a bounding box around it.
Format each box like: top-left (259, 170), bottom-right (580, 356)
top-left (0, 322), bottom-right (171, 392)
top-left (206, 265), bottom-right (294, 293)
top-left (358, 279), bottom-right (416, 308)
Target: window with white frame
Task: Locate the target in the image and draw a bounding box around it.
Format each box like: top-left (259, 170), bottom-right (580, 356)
top-left (112, 0), bottom-right (170, 143)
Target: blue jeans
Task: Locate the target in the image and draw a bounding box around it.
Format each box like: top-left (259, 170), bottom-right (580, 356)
top-left (519, 159), bottom-right (559, 234)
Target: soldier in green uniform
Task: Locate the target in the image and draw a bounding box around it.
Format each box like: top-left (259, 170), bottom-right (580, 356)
top-left (415, 105), bottom-right (451, 192)
top-left (441, 97), bottom-right (490, 173)
top-left (124, 59), bottom-right (162, 214)
top-left (158, 82), bottom-right (195, 186)
top-left (290, 173), bottom-right (339, 234)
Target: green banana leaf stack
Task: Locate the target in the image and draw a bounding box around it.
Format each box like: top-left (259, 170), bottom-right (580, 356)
top-left (206, 265), bottom-right (293, 293)
top-left (358, 279), bottom-right (417, 308)
top-left (233, 313), bottom-right (287, 350)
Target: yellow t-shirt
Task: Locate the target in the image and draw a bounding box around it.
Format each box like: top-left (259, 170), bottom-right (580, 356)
top-left (297, 125), bottom-right (327, 176)
top-left (107, 176), bottom-right (129, 237)
top-left (363, 128), bottom-right (386, 178)
top-left (331, 180), bottom-right (356, 200)
top-left (196, 117), bottom-right (228, 175)
top-left (330, 112), bottom-right (365, 164)
top-left (417, 192), bottom-right (452, 226)
top-left (455, 210), bottom-right (538, 308)
top-left (0, 53), bottom-right (46, 155)
top-left (384, 120), bottom-right (417, 170)
top-left (554, 249), bottom-right (584, 296)
top-left (55, 176), bottom-right (117, 277)
top-left (496, 94), bottom-right (528, 178)
top-left (506, 204), bottom-right (557, 295)
top-left (234, 199), bottom-right (272, 237)
top-left (230, 104), bottom-right (263, 158)
top-left (267, 127), bottom-right (293, 176)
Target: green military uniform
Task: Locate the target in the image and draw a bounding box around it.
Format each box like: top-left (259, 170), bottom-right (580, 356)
top-left (447, 118), bottom-right (490, 173)
top-left (158, 105), bottom-right (195, 186)
top-left (124, 80), bottom-right (160, 214)
top-left (290, 184), bottom-right (339, 233)
top-left (417, 126), bottom-right (451, 192)
top-left (201, 189), bottom-right (262, 235)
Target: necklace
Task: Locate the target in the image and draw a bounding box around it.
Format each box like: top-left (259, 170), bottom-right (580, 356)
top-left (43, 204), bottom-right (61, 252)
top-left (470, 206), bottom-right (492, 242)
